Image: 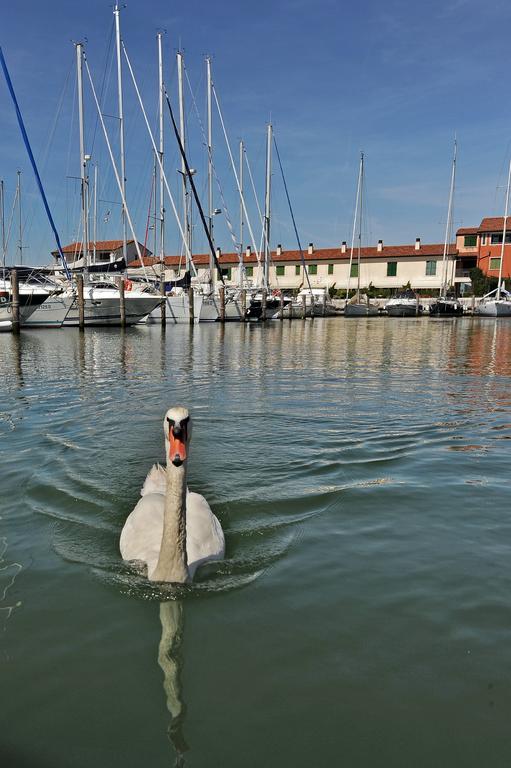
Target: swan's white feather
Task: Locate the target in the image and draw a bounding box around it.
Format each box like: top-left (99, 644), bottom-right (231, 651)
top-left (120, 488), bottom-right (224, 580)
top-left (140, 463), bottom-right (166, 497)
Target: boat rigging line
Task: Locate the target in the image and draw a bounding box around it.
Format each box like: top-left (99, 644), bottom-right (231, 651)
top-left (0, 46), bottom-right (71, 279)
top-left (120, 41), bottom-right (198, 277)
top-left (82, 50), bottom-right (151, 282)
top-left (211, 83), bottom-right (263, 273)
top-left (272, 135), bottom-right (313, 294)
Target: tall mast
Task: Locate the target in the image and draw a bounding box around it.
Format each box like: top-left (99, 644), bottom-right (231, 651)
top-left (264, 123), bottom-right (272, 289)
top-left (76, 43), bottom-right (89, 277)
top-left (206, 55), bottom-right (214, 287)
top-left (0, 179), bottom-right (4, 269)
top-left (114, 4), bottom-right (127, 265)
top-left (157, 32), bottom-right (165, 274)
top-left (498, 157), bottom-right (511, 296)
top-left (177, 51), bottom-right (190, 271)
top-left (346, 152), bottom-right (363, 300)
top-left (17, 170), bottom-right (22, 264)
top-left (93, 164), bottom-right (97, 263)
top-left (239, 139), bottom-right (244, 288)
top-left (441, 138), bottom-right (457, 298)
top-left (357, 152), bottom-right (364, 301)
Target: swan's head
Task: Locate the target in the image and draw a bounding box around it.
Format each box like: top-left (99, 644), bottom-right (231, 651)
top-left (164, 406), bottom-right (191, 468)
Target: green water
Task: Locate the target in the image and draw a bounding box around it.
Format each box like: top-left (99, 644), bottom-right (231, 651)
top-left (2, 318), bottom-right (511, 767)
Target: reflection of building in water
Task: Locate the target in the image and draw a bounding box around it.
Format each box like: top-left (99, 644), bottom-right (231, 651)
top-left (158, 601), bottom-right (188, 766)
top-left (462, 322), bottom-right (511, 378)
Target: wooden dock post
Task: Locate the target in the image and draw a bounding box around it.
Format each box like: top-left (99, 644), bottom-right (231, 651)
top-left (241, 289), bottom-right (247, 321)
top-left (160, 279), bottom-right (166, 327)
top-left (219, 286), bottom-right (226, 323)
top-left (279, 292), bottom-right (284, 321)
top-left (119, 278), bottom-right (126, 328)
top-left (471, 295), bottom-right (475, 315)
top-left (77, 274), bottom-right (85, 331)
top-left (301, 293), bottom-right (307, 319)
top-left (188, 286), bottom-right (195, 324)
top-left (261, 289), bottom-right (267, 321)
top-left (11, 268), bottom-right (20, 334)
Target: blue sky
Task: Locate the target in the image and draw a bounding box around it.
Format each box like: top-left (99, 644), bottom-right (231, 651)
top-left (1, 0), bottom-right (511, 265)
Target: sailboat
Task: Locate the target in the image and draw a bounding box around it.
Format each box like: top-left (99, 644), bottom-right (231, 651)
top-left (430, 139), bottom-right (463, 316)
top-left (344, 153), bottom-right (379, 317)
top-left (61, 29), bottom-right (160, 327)
top-left (476, 156), bottom-right (511, 317)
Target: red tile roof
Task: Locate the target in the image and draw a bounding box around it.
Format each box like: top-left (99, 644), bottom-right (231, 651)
top-left (478, 217), bottom-right (511, 233)
top-left (130, 243), bottom-right (456, 268)
top-left (457, 227), bottom-right (479, 236)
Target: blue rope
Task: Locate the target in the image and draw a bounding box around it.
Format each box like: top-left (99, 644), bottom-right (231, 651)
top-left (0, 46), bottom-right (71, 279)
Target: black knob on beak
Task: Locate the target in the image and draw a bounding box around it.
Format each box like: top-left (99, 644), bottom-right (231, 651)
top-left (173, 424), bottom-right (183, 439)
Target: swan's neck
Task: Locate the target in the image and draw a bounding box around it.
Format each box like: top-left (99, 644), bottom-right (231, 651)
top-left (150, 462), bottom-right (188, 583)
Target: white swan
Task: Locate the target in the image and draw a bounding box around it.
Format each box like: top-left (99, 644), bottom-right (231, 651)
top-left (120, 406), bottom-right (224, 583)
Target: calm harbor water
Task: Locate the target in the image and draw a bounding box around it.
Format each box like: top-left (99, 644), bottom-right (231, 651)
top-left (2, 317), bottom-right (511, 767)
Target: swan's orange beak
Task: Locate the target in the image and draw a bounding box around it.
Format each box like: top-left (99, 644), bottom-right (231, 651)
top-left (169, 425), bottom-right (187, 466)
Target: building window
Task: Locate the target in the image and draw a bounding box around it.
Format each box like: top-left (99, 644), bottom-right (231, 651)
top-left (308, 264), bottom-right (318, 275)
top-left (245, 265), bottom-right (253, 277)
top-left (490, 233), bottom-right (511, 244)
top-left (218, 267), bottom-right (231, 280)
top-left (350, 263), bottom-right (358, 278)
top-left (295, 265), bottom-right (301, 276)
top-left (426, 260), bottom-right (437, 276)
top-left (276, 265), bottom-right (285, 276)
top-left (328, 264), bottom-right (334, 274)
top-left (387, 261), bottom-right (397, 277)
top-left (464, 235), bottom-right (477, 247)
top-left (490, 257), bottom-right (501, 270)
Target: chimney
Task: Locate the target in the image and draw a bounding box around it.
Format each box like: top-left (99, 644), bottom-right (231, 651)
top-left (377, 239), bottom-right (383, 252)
top-left (216, 247), bottom-right (222, 260)
top-left (341, 241), bottom-right (347, 253)
top-left (308, 242), bottom-right (314, 255)
top-left (415, 237), bottom-right (421, 250)
top-left (276, 243), bottom-right (282, 256)
top-left (245, 245), bottom-right (251, 259)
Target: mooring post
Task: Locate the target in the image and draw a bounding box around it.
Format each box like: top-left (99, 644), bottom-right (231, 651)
top-left (241, 289), bottom-right (247, 321)
top-left (77, 274), bottom-right (85, 331)
top-left (471, 295), bottom-right (475, 315)
top-left (160, 279), bottom-right (166, 327)
top-left (188, 286), bottom-right (195, 324)
top-left (219, 286), bottom-right (226, 323)
top-left (301, 293), bottom-right (307, 319)
top-left (280, 292), bottom-right (284, 321)
top-left (119, 278), bottom-right (126, 328)
top-left (261, 288), bottom-right (267, 321)
top-left (11, 268), bottom-right (20, 334)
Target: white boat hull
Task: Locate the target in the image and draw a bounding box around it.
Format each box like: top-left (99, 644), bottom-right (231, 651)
top-left (24, 295), bottom-right (74, 328)
top-left (476, 300), bottom-right (511, 317)
top-left (63, 291), bottom-right (161, 326)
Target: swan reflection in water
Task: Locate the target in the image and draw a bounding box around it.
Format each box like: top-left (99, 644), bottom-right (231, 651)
top-left (158, 599), bottom-right (188, 766)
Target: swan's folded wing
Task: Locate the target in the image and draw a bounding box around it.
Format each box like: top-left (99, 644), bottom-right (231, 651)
top-left (141, 463), bottom-right (166, 496)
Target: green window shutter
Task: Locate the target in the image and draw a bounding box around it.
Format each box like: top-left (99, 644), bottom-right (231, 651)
top-left (308, 264), bottom-right (317, 275)
top-left (245, 265), bottom-right (253, 277)
top-left (426, 260), bottom-right (436, 276)
top-left (350, 263), bottom-right (358, 278)
top-left (276, 265), bottom-right (285, 276)
top-left (490, 257), bottom-right (501, 270)
top-left (218, 267), bottom-right (231, 280)
top-left (387, 262), bottom-right (397, 277)
top-left (328, 264), bottom-right (334, 275)
top-left (464, 235), bottom-right (477, 247)
top-left (295, 265), bottom-right (300, 276)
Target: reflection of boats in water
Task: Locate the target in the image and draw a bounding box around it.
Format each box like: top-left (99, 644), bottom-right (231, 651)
top-left (158, 600), bottom-right (188, 765)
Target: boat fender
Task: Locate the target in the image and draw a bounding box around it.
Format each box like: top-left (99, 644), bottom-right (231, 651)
top-left (125, 279), bottom-right (133, 291)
